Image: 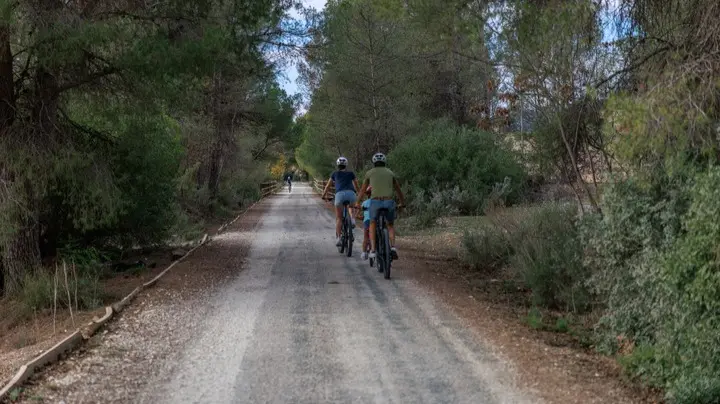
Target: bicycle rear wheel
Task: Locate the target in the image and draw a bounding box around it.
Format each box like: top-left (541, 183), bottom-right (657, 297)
top-left (375, 218), bottom-right (384, 272)
top-left (345, 211), bottom-right (353, 257)
top-left (382, 227), bottom-right (392, 279)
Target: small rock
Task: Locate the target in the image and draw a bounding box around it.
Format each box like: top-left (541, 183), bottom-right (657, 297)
top-left (171, 249), bottom-right (188, 260)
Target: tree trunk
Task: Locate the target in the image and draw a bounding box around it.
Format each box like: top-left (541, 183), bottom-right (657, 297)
top-left (0, 180), bottom-right (42, 295)
top-left (1, 216), bottom-right (41, 295)
top-left (0, 23), bottom-right (15, 295)
top-left (32, 67), bottom-right (60, 134)
top-left (207, 69), bottom-right (225, 199)
top-left (0, 24), bottom-right (14, 127)
top-left (557, 122), bottom-right (599, 212)
top-left (0, 0), bottom-right (62, 294)
top-left (0, 257), bottom-right (4, 297)
top-left (207, 141), bottom-right (223, 198)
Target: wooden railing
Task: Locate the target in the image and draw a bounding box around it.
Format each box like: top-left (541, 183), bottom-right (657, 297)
top-left (260, 181), bottom-right (281, 197)
top-left (312, 178), bottom-right (333, 196)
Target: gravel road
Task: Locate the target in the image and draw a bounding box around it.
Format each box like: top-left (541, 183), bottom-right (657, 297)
top-left (14, 183), bottom-right (537, 404)
top-left (148, 184), bottom-right (534, 404)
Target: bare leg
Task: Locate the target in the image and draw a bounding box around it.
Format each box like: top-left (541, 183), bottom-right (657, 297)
top-left (388, 223), bottom-right (396, 247)
top-left (369, 221), bottom-right (377, 252)
top-left (335, 206), bottom-right (343, 237)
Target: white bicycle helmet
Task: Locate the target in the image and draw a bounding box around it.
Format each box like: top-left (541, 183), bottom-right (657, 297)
top-left (336, 156), bottom-right (348, 166)
top-left (372, 153), bottom-right (386, 164)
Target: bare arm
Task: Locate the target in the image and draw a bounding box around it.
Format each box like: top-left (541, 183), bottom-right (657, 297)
top-left (357, 179), bottom-right (370, 204)
top-left (321, 177), bottom-right (334, 199)
top-left (352, 178), bottom-right (360, 193)
top-left (393, 178), bottom-right (405, 206)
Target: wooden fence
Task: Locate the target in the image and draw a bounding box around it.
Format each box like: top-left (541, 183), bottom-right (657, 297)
top-left (260, 181), bottom-right (281, 197)
top-left (312, 178), bottom-right (333, 196)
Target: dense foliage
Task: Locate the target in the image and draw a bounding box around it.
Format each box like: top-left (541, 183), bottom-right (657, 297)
top-left (299, 0), bottom-right (720, 401)
top-left (1, 0), bottom-right (719, 400)
top-left (0, 1), bottom-right (300, 296)
top-left (390, 120), bottom-right (525, 214)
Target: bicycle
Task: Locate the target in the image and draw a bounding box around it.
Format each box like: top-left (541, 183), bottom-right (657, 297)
top-left (374, 207), bottom-right (393, 279)
top-left (325, 197), bottom-right (354, 257)
top-left (338, 201), bottom-right (354, 257)
top-left (367, 203), bottom-right (403, 279)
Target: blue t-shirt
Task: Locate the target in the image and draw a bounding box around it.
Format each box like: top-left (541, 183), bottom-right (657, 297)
top-left (362, 199), bottom-right (371, 222)
top-left (331, 170), bottom-right (357, 192)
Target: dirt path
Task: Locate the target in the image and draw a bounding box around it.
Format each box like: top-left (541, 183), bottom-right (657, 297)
top-left (10, 185), bottom-right (535, 403)
top-left (5, 184), bottom-right (659, 404)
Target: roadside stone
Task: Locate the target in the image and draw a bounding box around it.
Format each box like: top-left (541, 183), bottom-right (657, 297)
top-left (171, 249), bottom-right (187, 260)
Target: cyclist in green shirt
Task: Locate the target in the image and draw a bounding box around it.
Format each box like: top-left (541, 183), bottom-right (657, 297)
top-left (356, 153), bottom-right (405, 260)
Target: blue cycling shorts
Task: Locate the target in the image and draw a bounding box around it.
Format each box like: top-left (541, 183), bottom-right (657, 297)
top-left (369, 200), bottom-right (396, 223)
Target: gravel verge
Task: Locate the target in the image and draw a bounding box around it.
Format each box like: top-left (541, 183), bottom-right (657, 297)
top-left (6, 200), bottom-right (269, 404)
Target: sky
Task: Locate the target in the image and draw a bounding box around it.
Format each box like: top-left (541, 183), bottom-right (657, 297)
top-left (278, 0), bottom-right (328, 99)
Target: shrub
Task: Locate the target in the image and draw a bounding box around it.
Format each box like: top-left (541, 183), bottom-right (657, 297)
top-left (109, 113), bottom-right (183, 246)
top-left (462, 225), bottom-right (511, 271)
top-left (389, 119), bottom-right (526, 214)
top-left (221, 178), bottom-right (262, 210)
top-left (511, 203), bottom-right (589, 312)
top-left (584, 167), bottom-right (720, 402)
top-left (20, 262), bottom-right (104, 315)
top-left (20, 271), bottom-right (55, 313)
top-left (405, 187), bottom-right (455, 229)
top-left (460, 203), bottom-right (590, 312)
top-left (43, 104), bottom-right (184, 251)
top-left (582, 174), bottom-right (690, 352)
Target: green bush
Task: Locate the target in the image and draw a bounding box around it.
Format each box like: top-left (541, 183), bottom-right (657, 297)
top-left (582, 174), bottom-right (690, 351)
top-left (585, 167), bottom-right (720, 402)
top-left (462, 225), bottom-right (511, 270)
top-left (219, 177), bottom-right (262, 210)
top-left (110, 113), bottom-right (183, 246)
top-left (460, 203), bottom-right (590, 312)
top-left (389, 119), bottom-right (526, 214)
top-left (405, 187), bottom-right (450, 229)
top-left (43, 102), bottom-right (184, 251)
top-left (20, 271), bottom-right (55, 313)
top-left (511, 203), bottom-right (589, 312)
top-left (20, 257), bottom-right (104, 315)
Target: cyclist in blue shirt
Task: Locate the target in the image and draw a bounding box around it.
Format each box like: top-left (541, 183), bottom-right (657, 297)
top-left (284, 172), bottom-right (293, 191)
top-left (321, 157), bottom-right (360, 246)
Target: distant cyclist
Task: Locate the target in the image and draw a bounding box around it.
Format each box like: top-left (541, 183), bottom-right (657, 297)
top-left (284, 173), bottom-right (293, 191)
top-left (356, 153), bottom-right (405, 259)
top-left (321, 157), bottom-right (360, 246)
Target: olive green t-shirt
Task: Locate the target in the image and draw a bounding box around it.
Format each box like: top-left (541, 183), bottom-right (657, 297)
top-left (365, 167), bottom-right (395, 198)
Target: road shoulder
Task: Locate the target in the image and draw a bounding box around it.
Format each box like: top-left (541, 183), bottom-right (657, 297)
top-left (5, 200), bottom-right (271, 404)
top-left (394, 236), bottom-right (662, 404)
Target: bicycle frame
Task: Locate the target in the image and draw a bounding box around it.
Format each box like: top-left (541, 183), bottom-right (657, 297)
top-left (339, 202), bottom-right (354, 257)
